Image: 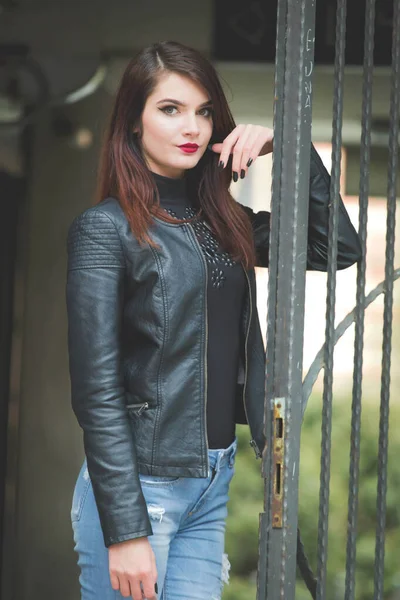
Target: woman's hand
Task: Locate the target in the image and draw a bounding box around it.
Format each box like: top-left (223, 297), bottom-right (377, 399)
top-left (109, 537), bottom-right (158, 600)
top-left (209, 124), bottom-right (274, 181)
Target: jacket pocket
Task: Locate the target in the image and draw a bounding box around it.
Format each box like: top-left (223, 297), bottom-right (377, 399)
top-left (126, 402), bottom-right (149, 417)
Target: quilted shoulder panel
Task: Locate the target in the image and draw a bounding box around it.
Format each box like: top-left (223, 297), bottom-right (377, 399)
top-left (67, 209), bottom-right (125, 270)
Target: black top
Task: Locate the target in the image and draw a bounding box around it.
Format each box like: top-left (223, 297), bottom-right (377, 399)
top-left (151, 171), bottom-right (246, 449)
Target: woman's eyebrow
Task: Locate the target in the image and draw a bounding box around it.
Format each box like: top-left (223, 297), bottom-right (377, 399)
top-left (156, 98), bottom-right (213, 107)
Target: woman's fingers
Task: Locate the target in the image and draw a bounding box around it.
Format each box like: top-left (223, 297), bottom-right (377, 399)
top-left (108, 536), bottom-right (157, 599)
top-left (240, 129), bottom-right (271, 178)
top-left (210, 124), bottom-right (274, 180)
top-left (127, 579), bottom-right (142, 600)
top-left (215, 124), bottom-right (245, 168)
top-left (141, 574), bottom-right (157, 599)
top-left (110, 572), bottom-right (120, 591)
top-left (151, 551), bottom-right (158, 588)
top-left (117, 575), bottom-right (132, 598)
top-left (231, 126), bottom-right (255, 179)
top-left (111, 573), bottom-right (155, 600)
top-left (232, 126), bottom-right (265, 180)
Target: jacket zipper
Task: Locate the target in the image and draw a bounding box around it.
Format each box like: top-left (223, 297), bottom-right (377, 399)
top-left (242, 267), bottom-right (262, 459)
top-left (186, 224), bottom-right (210, 476)
top-left (126, 402), bottom-right (149, 415)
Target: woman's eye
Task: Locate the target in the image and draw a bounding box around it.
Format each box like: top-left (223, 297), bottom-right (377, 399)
top-left (160, 106), bottom-right (178, 115)
top-left (160, 106), bottom-right (213, 117)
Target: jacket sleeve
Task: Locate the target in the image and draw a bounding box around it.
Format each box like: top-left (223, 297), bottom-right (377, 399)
top-left (238, 143), bottom-right (362, 270)
top-left (66, 209), bottom-right (153, 548)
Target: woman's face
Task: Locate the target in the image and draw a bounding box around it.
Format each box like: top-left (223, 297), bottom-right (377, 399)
top-left (138, 72), bottom-right (214, 179)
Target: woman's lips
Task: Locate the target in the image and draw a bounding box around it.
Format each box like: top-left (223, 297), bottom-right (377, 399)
top-left (179, 144), bottom-right (199, 154)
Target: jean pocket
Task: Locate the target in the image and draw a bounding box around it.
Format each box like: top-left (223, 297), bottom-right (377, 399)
top-left (139, 473), bottom-right (181, 486)
top-left (71, 463), bottom-right (91, 523)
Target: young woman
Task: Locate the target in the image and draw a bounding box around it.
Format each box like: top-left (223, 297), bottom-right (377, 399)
top-left (66, 41), bottom-right (361, 600)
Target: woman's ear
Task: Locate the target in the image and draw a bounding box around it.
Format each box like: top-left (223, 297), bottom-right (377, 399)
top-left (132, 129), bottom-right (142, 140)
top-left (132, 117), bottom-right (143, 138)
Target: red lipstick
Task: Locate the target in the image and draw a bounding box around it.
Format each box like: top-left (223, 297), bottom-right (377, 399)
top-left (179, 143), bottom-right (199, 154)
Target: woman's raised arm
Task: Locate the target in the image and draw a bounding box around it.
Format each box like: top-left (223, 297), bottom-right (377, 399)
top-left (236, 143), bottom-right (362, 270)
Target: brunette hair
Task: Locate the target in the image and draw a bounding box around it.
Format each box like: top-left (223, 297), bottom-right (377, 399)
top-left (95, 40), bottom-right (256, 269)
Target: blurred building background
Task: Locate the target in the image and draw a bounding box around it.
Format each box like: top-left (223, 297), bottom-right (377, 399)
top-left (0, 1), bottom-right (398, 599)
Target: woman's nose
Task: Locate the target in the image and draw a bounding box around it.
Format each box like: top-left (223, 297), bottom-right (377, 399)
top-left (183, 114), bottom-right (200, 135)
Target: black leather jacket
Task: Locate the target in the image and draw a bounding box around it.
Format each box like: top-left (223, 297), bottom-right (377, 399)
top-left (66, 144), bottom-right (361, 547)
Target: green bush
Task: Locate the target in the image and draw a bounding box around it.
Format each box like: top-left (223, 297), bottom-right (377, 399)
top-left (222, 398), bottom-right (400, 599)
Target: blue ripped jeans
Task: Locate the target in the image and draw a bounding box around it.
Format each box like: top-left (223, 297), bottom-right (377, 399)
top-left (71, 437), bottom-right (237, 600)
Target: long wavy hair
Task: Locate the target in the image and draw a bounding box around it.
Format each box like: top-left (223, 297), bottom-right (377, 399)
top-left (95, 40), bottom-right (256, 269)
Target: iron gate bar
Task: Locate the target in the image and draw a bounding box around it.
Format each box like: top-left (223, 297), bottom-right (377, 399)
top-left (301, 268), bottom-right (400, 413)
top-left (258, 0), bottom-right (317, 598)
top-left (257, 0), bottom-right (289, 594)
top-left (345, 1), bottom-right (376, 599)
top-left (297, 527), bottom-right (318, 598)
top-left (374, 1), bottom-right (400, 597)
top-left (256, 0), bottom-right (287, 594)
top-left (316, 0), bottom-right (347, 597)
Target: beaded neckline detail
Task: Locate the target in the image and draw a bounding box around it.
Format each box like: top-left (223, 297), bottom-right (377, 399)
top-left (163, 206), bottom-right (237, 289)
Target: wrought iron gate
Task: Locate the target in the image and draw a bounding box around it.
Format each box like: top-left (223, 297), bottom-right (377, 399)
top-left (258, 0), bottom-right (400, 598)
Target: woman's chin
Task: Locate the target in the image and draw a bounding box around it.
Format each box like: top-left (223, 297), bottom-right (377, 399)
top-left (164, 156), bottom-right (201, 172)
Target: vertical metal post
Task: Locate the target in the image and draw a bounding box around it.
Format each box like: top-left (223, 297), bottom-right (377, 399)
top-left (345, 1), bottom-right (375, 599)
top-left (373, 1), bottom-right (400, 597)
top-left (257, 0), bottom-right (317, 598)
top-left (316, 0), bottom-right (347, 597)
